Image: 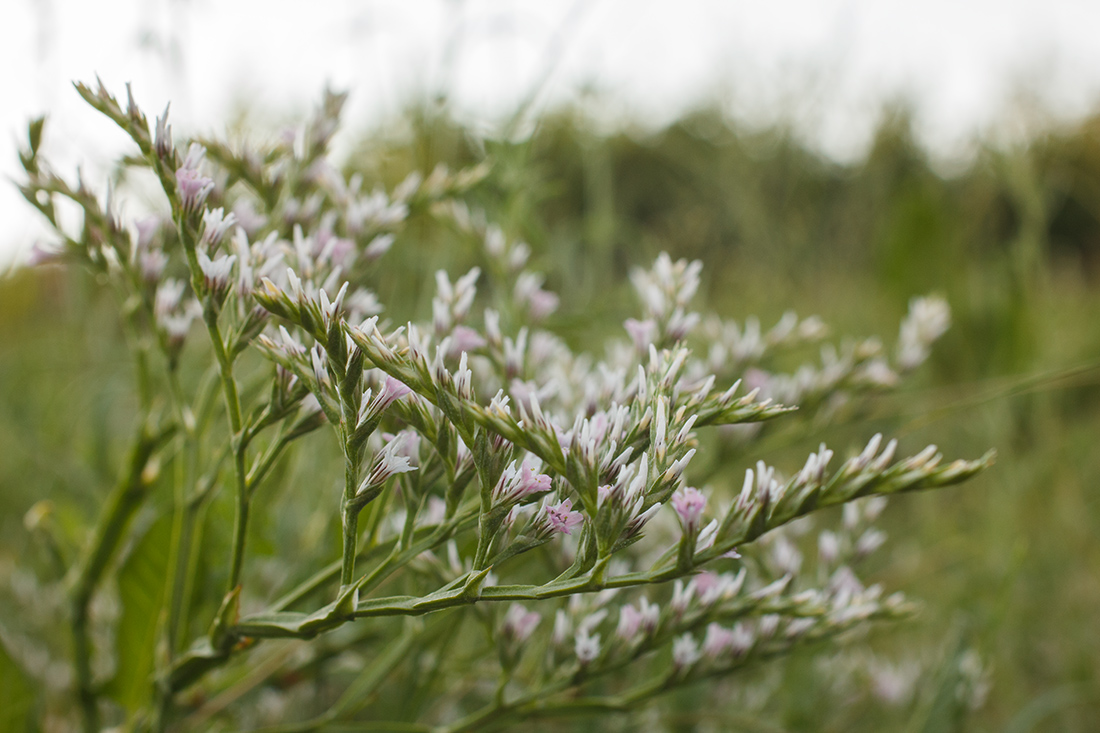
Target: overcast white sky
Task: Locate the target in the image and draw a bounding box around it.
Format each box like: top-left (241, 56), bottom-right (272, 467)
top-left (5, 0), bottom-right (1100, 264)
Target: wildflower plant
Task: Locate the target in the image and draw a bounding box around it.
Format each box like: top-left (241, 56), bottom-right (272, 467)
top-left (14, 80), bottom-right (993, 732)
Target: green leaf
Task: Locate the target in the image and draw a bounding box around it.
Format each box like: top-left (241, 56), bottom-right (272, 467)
top-left (106, 515), bottom-right (173, 712)
top-left (0, 635), bottom-right (36, 731)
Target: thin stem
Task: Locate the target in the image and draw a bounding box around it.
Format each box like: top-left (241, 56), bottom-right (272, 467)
top-left (167, 513), bottom-right (478, 696)
top-left (340, 447), bottom-right (363, 587)
top-left (247, 433), bottom-right (292, 495)
top-left (177, 213), bottom-right (250, 597)
top-left (341, 506), bottom-right (361, 587)
top-left (227, 442), bottom-right (250, 592)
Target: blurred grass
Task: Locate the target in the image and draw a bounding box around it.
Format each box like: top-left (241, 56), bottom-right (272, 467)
top-left (4, 98), bottom-right (1100, 731)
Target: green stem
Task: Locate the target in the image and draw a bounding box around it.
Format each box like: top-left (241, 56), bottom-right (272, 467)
top-left (179, 216), bottom-right (251, 597)
top-left (340, 447), bottom-right (363, 587)
top-left (247, 434), bottom-right (292, 495)
top-left (166, 514), bottom-right (477, 696)
top-left (341, 506), bottom-right (361, 588)
top-left (227, 443), bottom-right (250, 593)
top-left (68, 421), bottom-right (171, 733)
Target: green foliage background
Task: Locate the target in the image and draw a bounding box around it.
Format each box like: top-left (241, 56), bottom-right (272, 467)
top-left (3, 99), bottom-right (1100, 731)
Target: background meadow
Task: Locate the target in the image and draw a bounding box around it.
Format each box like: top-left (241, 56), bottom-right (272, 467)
top-left (4, 2), bottom-right (1100, 730)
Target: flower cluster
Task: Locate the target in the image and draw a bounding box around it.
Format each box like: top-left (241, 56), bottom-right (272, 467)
top-left (14, 81), bottom-right (992, 733)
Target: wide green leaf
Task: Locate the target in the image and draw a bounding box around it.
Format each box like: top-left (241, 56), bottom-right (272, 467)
top-left (0, 633), bottom-right (36, 732)
top-left (107, 515), bottom-right (173, 712)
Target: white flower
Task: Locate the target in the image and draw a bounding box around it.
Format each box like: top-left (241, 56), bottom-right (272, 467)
top-left (197, 250), bottom-right (236, 293)
top-left (672, 633), bottom-right (700, 669)
top-left (575, 628), bottom-right (601, 664)
top-left (357, 432), bottom-right (419, 496)
top-left (729, 623), bottom-right (755, 656)
top-left (896, 295), bottom-right (950, 370)
top-left (200, 207), bottom-right (237, 250)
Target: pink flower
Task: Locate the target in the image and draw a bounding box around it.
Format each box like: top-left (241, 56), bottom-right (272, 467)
top-left (671, 486), bottom-right (708, 532)
top-left (517, 464), bottom-right (551, 496)
top-left (134, 215), bottom-right (161, 251)
top-left (503, 604), bottom-right (541, 644)
top-left (493, 461), bottom-right (553, 506)
top-left (703, 623), bottom-right (735, 658)
top-left (176, 167), bottom-right (215, 213)
top-left (377, 375), bottom-right (413, 410)
top-left (448, 325), bottom-right (488, 356)
top-left (27, 243), bottom-right (63, 267)
top-left (624, 318), bottom-right (658, 351)
top-left (542, 498), bottom-right (584, 535)
top-left (528, 289), bottom-right (559, 320)
top-left (617, 604), bottom-right (643, 640)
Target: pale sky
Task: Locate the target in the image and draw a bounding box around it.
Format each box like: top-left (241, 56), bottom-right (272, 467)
top-left (5, 0), bottom-right (1100, 264)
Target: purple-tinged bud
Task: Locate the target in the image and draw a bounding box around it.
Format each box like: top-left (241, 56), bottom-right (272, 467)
top-left (492, 461), bottom-right (553, 507)
top-left (529, 289), bottom-right (559, 320)
top-left (624, 318), bottom-right (658, 351)
top-left (502, 604), bottom-right (541, 644)
top-left (448, 326), bottom-right (487, 356)
top-left (616, 604), bottom-right (643, 641)
top-left (356, 375), bottom-right (414, 430)
top-left (380, 430), bottom-right (421, 463)
top-left (27, 243), bottom-right (64, 267)
top-left (377, 375), bottom-right (412, 410)
top-left (176, 143), bottom-right (214, 214)
top-left (671, 486), bottom-right (708, 532)
top-left (703, 623), bottom-right (735, 658)
top-left (139, 250), bottom-right (169, 283)
top-left (622, 502), bottom-right (661, 541)
top-left (176, 168), bottom-right (215, 214)
top-left (311, 346), bottom-right (331, 389)
top-left (515, 273), bottom-right (559, 319)
top-left (154, 103), bottom-right (173, 158)
top-left (134, 215), bottom-right (161, 252)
